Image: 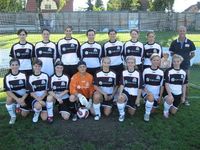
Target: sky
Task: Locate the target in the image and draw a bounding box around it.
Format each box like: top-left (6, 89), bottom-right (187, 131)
top-left (73, 0), bottom-right (200, 12)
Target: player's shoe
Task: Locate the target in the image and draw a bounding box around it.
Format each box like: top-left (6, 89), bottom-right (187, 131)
top-left (144, 114), bottom-right (150, 122)
top-left (32, 112), bottom-right (40, 123)
top-left (72, 114), bottom-right (77, 122)
top-left (47, 116), bottom-right (53, 123)
top-left (118, 115), bottom-right (125, 122)
top-left (94, 115), bottom-right (101, 121)
top-left (163, 112), bottom-right (169, 118)
top-left (9, 117), bottom-right (16, 125)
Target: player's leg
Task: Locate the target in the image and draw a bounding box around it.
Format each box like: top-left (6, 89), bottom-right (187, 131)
top-left (144, 93), bottom-right (154, 122)
top-left (127, 96), bottom-right (137, 116)
top-left (20, 95), bottom-right (33, 117)
top-left (170, 95), bottom-right (182, 115)
top-left (32, 100), bottom-right (43, 123)
top-left (163, 95), bottom-right (173, 118)
top-left (46, 95), bottom-right (54, 123)
top-left (117, 93), bottom-right (127, 122)
top-left (59, 100), bottom-right (71, 120)
top-left (69, 94), bottom-right (79, 121)
top-left (93, 91), bottom-right (103, 120)
top-left (5, 96), bottom-right (16, 124)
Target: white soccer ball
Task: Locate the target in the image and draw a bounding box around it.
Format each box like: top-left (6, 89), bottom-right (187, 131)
top-left (77, 107), bottom-right (89, 119)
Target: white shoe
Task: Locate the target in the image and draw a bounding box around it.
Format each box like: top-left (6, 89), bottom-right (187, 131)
top-left (144, 114), bottom-right (150, 122)
top-left (118, 115), bottom-right (125, 122)
top-left (32, 112), bottom-right (40, 123)
top-left (72, 114), bottom-right (78, 122)
top-left (9, 117), bottom-right (16, 124)
top-left (94, 115), bottom-right (100, 121)
top-left (163, 111), bottom-right (169, 118)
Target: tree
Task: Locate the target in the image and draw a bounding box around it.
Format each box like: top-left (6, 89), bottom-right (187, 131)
top-left (107, 0), bottom-right (140, 11)
top-left (148, 0), bottom-right (175, 12)
top-left (0, 0), bottom-right (23, 12)
top-left (86, 0), bottom-right (94, 11)
top-left (94, 0), bottom-right (104, 11)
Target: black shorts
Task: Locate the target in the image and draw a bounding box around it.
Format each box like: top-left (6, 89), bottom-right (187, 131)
top-left (172, 94), bottom-right (182, 108)
top-left (20, 69), bottom-right (32, 77)
top-left (58, 98), bottom-right (74, 115)
top-left (123, 90), bottom-right (137, 110)
top-left (63, 64), bottom-right (78, 78)
top-left (13, 93), bottom-right (33, 111)
top-left (87, 67), bottom-right (100, 77)
top-left (31, 96), bottom-right (47, 111)
top-left (101, 94), bottom-right (114, 108)
top-left (110, 64), bottom-right (124, 85)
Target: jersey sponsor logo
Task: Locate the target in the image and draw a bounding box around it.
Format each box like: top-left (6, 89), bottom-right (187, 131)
top-left (53, 85), bottom-right (56, 89)
top-left (108, 50), bottom-right (112, 54)
top-left (99, 81), bottom-right (103, 85)
top-left (125, 80), bottom-right (128, 84)
top-left (146, 78), bottom-right (150, 82)
top-left (85, 51), bottom-right (89, 55)
top-left (71, 44), bottom-right (75, 47)
top-left (77, 85), bottom-right (81, 89)
top-left (117, 46), bottom-right (120, 50)
top-left (62, 47), bottom-right (67, 51)
top-left (132, 78), bottom-right (137, 83)
top-left (156, 75), bottom-right (160, 80)
top-left (136, 47), bottom-right (140, 51)
top-left (19, 80), bottom-right (23, 85)
top-left (153, 49), bottom-right (157, 53)
top-left (26, 49), bottom-right (29, 53)
top-left (41, 80), bottom-right (46, 84)
top-left (48, 48), bottom-right (52, 52)
top-left (10, 85), bottom-right (13, 88)
top-left (94, 48), bottom-right (98, 52)
top-left (108, 78), bottom-right (113, 82)
top-left (17, 53), bottom-right (20, 56)
top-left (39, 51), bottom-right (42, 54)
top-left (171, 78), bottom-right (175, 82)
top-left (127, 49), bottom-right (130, 53)
top-left (181, 75), bottom-right (184, 79)
top-left (61, 82), bottom-right (65, 86)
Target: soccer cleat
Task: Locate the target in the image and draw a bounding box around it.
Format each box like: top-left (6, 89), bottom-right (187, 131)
top-left (9, 117), bottom-right (16, 125)
top-left (144, 114), bottom-right (150, 122)
top-left (47, 116), bottom-right (53, 123)
top-left (184, 101), bottom-right (190, 106)
top-left (163, 112), bottom-right (169, 118)
top-left (94, 115), bottom-right (100, 121)
top-left (118, 115), bottom-right (125, 122)
top-left (32, 112), bottom-right (40, 123)
top-left (72, 114), bottom-right (78, 122)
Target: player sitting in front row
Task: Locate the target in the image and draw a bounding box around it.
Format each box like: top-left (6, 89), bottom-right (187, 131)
top-left (28, 59), bottom-right (49, 123)
top-left (163, 54), bottom-right (188, 118)
top-left (143, 53), bottom-right (164, 122)
top-left (93, 57), bottom-right (118, 121)
top-left (4, 58), bottom-right (31, 124)
top-left (47, 61), bottom-right (76, 122)
top-left (117, 56), bottom-right (142, 122)
top-left (69, 60), bottom-right (95, 120)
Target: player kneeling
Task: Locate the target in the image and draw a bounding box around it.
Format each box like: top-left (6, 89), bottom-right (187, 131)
top-left (163, 54), bottom-right (187, 118)
top-left (142, 54), bottom-right (164, 122)
top-left (69, 60), bottom-right (94, 120)
top-left (117, 56), bottom-right (142, 122)
top-left (4, 59), bottom-right (31, 124)
top-left (47, 61), bottom-right (76, 122)
top-left (28, 59), bottom-right (49, 123)
top-left (93, 57), bottom-right (118, 121)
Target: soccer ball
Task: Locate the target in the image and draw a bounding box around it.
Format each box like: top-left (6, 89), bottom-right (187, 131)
top-left (77, 107), bottom-right (89, 119)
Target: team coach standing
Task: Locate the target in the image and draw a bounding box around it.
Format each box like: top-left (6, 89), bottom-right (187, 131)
top-left (169, 26), bottom-right (196, 106)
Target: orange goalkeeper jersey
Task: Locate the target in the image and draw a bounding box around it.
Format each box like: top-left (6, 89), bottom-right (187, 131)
top-left (70, 72), bottom-right (94, 99)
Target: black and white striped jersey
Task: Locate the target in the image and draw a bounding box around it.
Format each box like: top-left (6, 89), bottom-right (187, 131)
top-left (102, 40), bottom-right (123, 66)
top-left (80, 42), bottom-right (102, 68)
top-left (143, 42), bottom-right (162, 66)
top-left (164, 68), bottom-right (188, 95)
top-left (34, 41), bottom-right (57, 76)
top-left (10, 42), bottom-right (34, 71)
top-left (123, 40), bottom-right (144, 65)
top-left (28, 73), bottom-right (49, 97)
top-left (120, 70), bottom-right (143, 96)
top-left (49, 74), bottom-right (69, 99)
top-left (94, 70), bottom-right (116, 95)
top-left (4, 72), bottom-right (27, 96)
top-left (57, 38), bottom-right (80, 65)
top-left (143, 67), bottom-right (164, 99)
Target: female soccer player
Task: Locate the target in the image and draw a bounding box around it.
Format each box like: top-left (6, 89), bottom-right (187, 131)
top-left (4, 58), bottom-right (30, 124)
top-left (117, 56), bottom-right (142, 122)
top-left (57, 25), bottom-right (80, 77)
top-left (80, 29), bottom-right (102, 76)
top-left (93, 57), bottom-right (117, 121)
top-left (102, 29), bottom-right (124, 83)
top-left (163, 54), bottom-right (187, 118)
top-left (69, 60), bottom-right (95, 120)
top-left (34, 28), bottom-right (57, 76)
top-left (143, 53), bottom-right (164, 122)
top-left (9, 29), bottom-right (34, 76)
top-left (28, 59), bottom-right (49, 123)
top-left (123, 29), bottom-right (144, 72)
top-left (143, 31), bottom-right (163, 69)
top-left (47, 61), bottom-right (76, 122)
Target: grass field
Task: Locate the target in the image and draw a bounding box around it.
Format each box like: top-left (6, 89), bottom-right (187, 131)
top-left (0, 87), bottom-right (199, 150)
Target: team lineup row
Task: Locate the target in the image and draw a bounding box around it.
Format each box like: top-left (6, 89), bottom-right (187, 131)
top-left (6, 26), bottom-right (195, 124)
top-left (5, 53), bottom-right (187, 124)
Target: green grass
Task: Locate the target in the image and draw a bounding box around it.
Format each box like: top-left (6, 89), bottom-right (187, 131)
top-left (0, 88), bottom-right (199, 149)
top-left (0, 31), bottom-right (200, 49)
